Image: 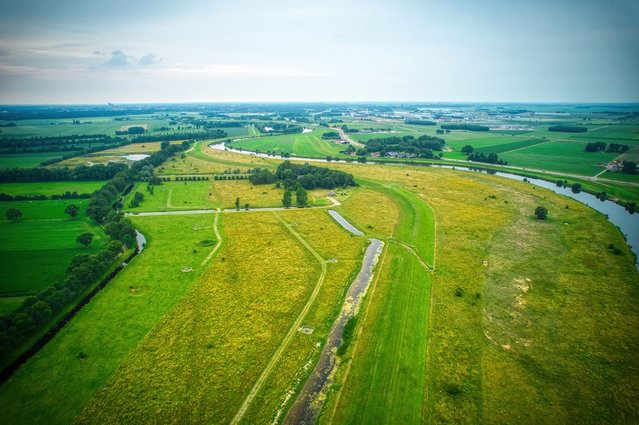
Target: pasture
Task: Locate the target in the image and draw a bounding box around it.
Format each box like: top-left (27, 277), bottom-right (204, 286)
top-left (0, 152), bottom-right (72, 168)
top-left (229, 128), bottom-right (345, 158)
top-left (0, 199), bottom-right (107, 299)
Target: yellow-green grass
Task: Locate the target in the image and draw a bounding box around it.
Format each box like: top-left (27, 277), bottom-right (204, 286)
top-left (124, 179), bottom-right (333, 212)
top-left (0, 201), bottom-right (107, 297)
top-left (0, 152), bottom-right (74, 168)
top-left (324, 243), bottom-right (432, 424)
top-left (0, 181), bottom-right (104, 197)
top-left (75, 212), bottom-right (325, 424)
top-left (0, 214), bottom-right (221, 425)
top-left (336, 187), bottom-right (399, 239)
top-left (320, 162), bottom-right (639, 423)
top-left (498, 141), bottom-right (618, 175)
top-left (158, 141), bottom-right (276, 175)
top-left (239, 210), bottom-right (366, 424)
top-left (229, 129), bottom-right (345, 158)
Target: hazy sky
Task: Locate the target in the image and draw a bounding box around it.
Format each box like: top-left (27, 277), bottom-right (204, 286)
top-left (0, 0), bottom-right (637, 104)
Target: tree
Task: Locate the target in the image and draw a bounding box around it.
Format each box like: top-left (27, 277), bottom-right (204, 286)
top-left (461, 145), bottom-right (474, 155)
top-left (65, 204), bottom-right (80, 219)
top-left (76, 232), bottom-right (94, 247)
top-left (296, 186), bottom-right (308, 207)
top-left (282, 190), bottom-right (292, 208)
top-left (622, 161), bottom-right (638, 175)
top-left (235, 197), bottom-right (240, 210)
top-left (571, 183), bottom-right (582, 193)
top-left (534, 206), bottom-right (548, 220)
top-left (5, 207), bottom-right (22, 221)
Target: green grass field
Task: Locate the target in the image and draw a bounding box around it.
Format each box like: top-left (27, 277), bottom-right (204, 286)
top-left (0, 200), bottom-right (107, 297)
top-left (499, 141), bottom-right (618, 175)
top-left (229, 128), bottom-right (345, 158)
top-left (0, 152), bottom-right (74, 168)
top-left (0, 181), bottom-right (104, 197)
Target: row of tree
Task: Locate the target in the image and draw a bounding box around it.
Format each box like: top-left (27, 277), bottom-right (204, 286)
top-left (441, 124), bottom-right (489, 132)
top-left (0, 162), bottom-right (128, 183)
top-left (0, 191), bottom-right (91, 202)
top-left (584, 142), bottom-right (629, 153)
top-left (363, 135), bottom-right (445, 158)
top-left (548, 125), bottom-right (587, 133)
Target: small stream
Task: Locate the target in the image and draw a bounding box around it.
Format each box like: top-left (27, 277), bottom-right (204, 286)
top-left (283, 220), bottom-right (383, 424)
top-left (211, 142), bottom-right (639, 269)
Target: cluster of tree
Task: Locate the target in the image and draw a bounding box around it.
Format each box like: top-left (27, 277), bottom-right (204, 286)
top-left (115, 126), bottom-right (146, 135)
top-left (584, 142), bottom-right (629, 153)
top-left (0, 238), bottom-right (128, 359)
top-left (467, 151), bottom-right (507, 165)
top-left (363, 135), bottom-right (445, 158)
top-left (274, 161), bottom-right (355, 190)
top-left (86, 170), bottom-right (135, 222)
top-left (436, 129), bottom-right (451, 134)
top-left (548, 125), bottom-right (587, 133)
top-left (0, 191), bottom-right (92, 202)
top-left (622, 161), bottom-right (637, 175)
top-left (248, 168), bottom-right (277, 184)
top-left (281, 187), bottom-right (308, 208)
top-left (534, 206), bottom-right (548, 220)
top-left (321, 131), bottom-right (340, 140)
top-left (405, 120), bottom-right (436, 126)
top-left (129, 192), bottom-right (145, 208)
top-left (0, 162), bottom-right (128, 183)
top-left (441, 124), bottom-right (489, 132)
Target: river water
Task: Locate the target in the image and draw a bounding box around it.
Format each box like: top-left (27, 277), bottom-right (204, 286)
top-left (210, 142), bottom-right (639, 269)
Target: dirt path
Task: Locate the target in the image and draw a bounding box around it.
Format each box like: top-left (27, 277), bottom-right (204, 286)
top-left (229, 213), bottom-right (328, 425)
top-left (335, 127), bottom-right (365, 148)
top-left (199, 211), bottom-right (222, 267)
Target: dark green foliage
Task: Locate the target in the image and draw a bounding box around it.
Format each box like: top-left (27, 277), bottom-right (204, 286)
top-left (467, 151), bottom-right (506, 165)
top-left (454, 287), bottom-right (464, 297)
top-left (548, 125), bottom-right (587, 133)
top-left (0, 162), bottom-right (128, 183)
top-left (337, 316), bottom-right (357, 356)
top-left (571, 183), bottom-right (582, 193)
top-left (248, 169), bottom-right (276, 185)
top-left (622, 161), bottom-right (637, 175)
top-left (282, 190), bottom-right (292, 208)
top-left (441, 124), bottom-right (489, 131)
top-left (585, 142), bottom-right (606, 152)
top-left (322, 131), bottom-right (340, 140)
top-left (76, 232), bottom-right (94, 247)
top-left (296, 186), bottom-right (308, 207)
top-left (364, 135), bottom-right (445, 158)
top-left (235, 197), bottom-right (240, 210)
top-left (64, 204), bottom-right (80, 218)
top-left (405, 120), bottom-right (436, 126)
top-left (461, 145), bottom-right (474, 155)
top-left (5, 207), bottom-right (22, 221)
top-left (534, 206), bottom-right (548, 220)
top-left (275, 161), bottom-right (356, 190)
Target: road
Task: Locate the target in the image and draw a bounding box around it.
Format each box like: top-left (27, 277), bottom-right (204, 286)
top-left (335, 127), bottom-right (365, 148)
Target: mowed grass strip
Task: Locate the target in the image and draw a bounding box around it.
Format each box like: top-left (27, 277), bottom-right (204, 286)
top-left (325, 242), bottom-right (431, 424)
top-left (76, 212), bottom-right (320, 425)
top-left (0, 214), bottom-right (220, 425)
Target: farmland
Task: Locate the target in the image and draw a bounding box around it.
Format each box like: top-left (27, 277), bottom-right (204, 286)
top-left (0, 103), bottom-right (638, 425)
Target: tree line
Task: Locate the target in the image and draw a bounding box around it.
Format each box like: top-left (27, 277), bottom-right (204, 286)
top-left (585, 142), bottom-right (629, 153)
top-left (405, 120), bottom-right (436, 126)
top-left (0, 162), bottom-right (128, 183)
top-left (548, 125), bottom-right (587, 133)
top-left (0, 191), bottom-right (92, 202)
top-left (441, 124), bottom-right (489, 132)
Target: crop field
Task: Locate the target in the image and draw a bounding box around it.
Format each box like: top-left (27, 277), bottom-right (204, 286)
top-left (0, 214), bottom-right (222, 425)
top-left (0, 181), bottom-right (104, 197)
top-left (0, 152), bottom-right (73, 168)
top-left (499, 141), bottom-right (618, 175)
top-left (229, 128), bottom-right (346, 157)
top-left (569, 125), bottom-right (639, 144)
top-left (0, 199), bottom-right (106, 300)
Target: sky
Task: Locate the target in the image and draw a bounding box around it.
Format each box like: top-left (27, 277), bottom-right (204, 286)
top-left (0, 0), bottom-right (637, 104)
